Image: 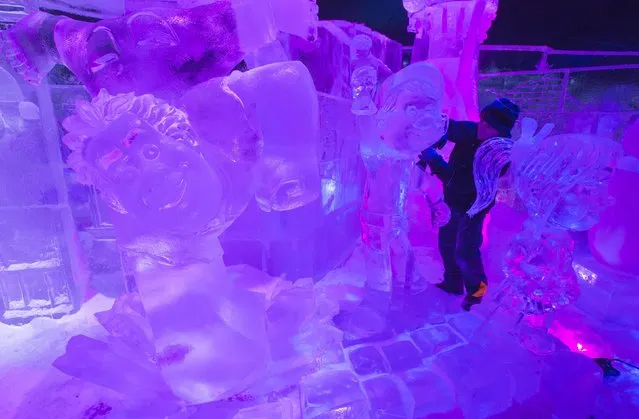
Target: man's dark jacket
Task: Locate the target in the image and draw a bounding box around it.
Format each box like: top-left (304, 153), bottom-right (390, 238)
top-left (418, 121), bottom-right (485, 213)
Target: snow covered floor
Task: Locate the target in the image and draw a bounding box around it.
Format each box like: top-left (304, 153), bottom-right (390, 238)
top-left (1, 245), bottom-right (639, 418)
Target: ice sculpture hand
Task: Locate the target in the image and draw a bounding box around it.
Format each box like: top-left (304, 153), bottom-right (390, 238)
top-left (181, 61), bottom-right (321, 212)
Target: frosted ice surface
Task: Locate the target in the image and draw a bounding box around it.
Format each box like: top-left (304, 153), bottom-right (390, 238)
top-left (381, 340), bottom-right (423, 372)
top-left (411, 325), bottom-right (463, 358)
top-left (301, 369), bottom-right (370, 418)
top-left (403, 0), bottom-right (499, 120)
top-left (348, 345), bottom-right (390, 376)
top-left (362, 374), bottom-right (415, 419)
top-left (402, 368), bottom-right (456, 417)
top-left (233, 398), bottom-right (297, 419)
top-left (540, 351), bottom-right (603, 418)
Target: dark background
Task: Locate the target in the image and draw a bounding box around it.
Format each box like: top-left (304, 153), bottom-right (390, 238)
top-left (318, 0), bottom-right (639, 51)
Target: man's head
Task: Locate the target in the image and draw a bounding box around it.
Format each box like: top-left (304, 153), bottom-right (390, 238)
top-left (478, 98), bottom-right (520, 141)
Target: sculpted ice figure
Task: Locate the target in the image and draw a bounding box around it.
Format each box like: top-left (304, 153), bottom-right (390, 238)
top-left (353, 62), bottom-right (447, 291)
top-left (58, 61), bottom-right (324, 404)
top-left (181, 61), bottom-right (321, 212)
top-left (62, 90), bottom-right (268, 403)
top-left (1, 0), bottom-right (317, 98)
top-left (403, 0), bottom-right (499, 120)
top-left (474, 118), bottom-right (622, 315)
top-left (350, 35), bottom-right (393, 116)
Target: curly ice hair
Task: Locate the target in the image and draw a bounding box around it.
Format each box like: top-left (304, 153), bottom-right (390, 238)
top-left (62, 89), bottom-right (198, 190)
top-left (513, 133), bottom-right (623, 226)
top-left (467, 136), bottom-right (514, 217)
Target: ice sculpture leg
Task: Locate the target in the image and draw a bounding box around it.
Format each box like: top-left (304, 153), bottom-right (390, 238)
top-left (353, 62), bottom-right (448, 295)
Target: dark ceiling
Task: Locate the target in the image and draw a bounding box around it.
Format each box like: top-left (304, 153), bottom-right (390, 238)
top-left (318, 0), bottom-right (639, 51)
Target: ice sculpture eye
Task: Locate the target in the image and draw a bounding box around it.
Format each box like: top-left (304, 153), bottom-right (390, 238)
top-left (143, 144), bottom-right (160, 160)
top-left (127, 12), bottom-right (179, 48)
top-left (86, 27), bottom-right (121, 75)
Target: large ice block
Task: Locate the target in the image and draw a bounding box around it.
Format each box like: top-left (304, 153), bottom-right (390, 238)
top-left (220, 92), bottom-right (363, 280)
top-left (0, 68), bottom-right (85, 325)
top-left (289, 21), bottom-right (403, 100)
top-left (589, 118), bottom-right (639, 274)
top-left (404, 0), bottom-right (499, 121)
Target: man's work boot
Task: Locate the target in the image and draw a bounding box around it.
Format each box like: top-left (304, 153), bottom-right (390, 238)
top-left (435, 280), bottom-right (464, 296)
top-left (462, 281), bottom-right (487, 311)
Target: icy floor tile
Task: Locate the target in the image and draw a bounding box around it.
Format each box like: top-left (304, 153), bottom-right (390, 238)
top-left (362, 374), bottom-right (415, 419)
top-left (447, 312), bottom-right (484, 342)
top-left (233, 398), bottom-right (297, 419)
top-left (301, 370), bottom-right (368, 418)
top-left (312, 400), bottom-right (371, 419)
top-left (411, 325), bottom-right (463, 358)
top-left (540, 351), bottom-right (603, 419)
top-left (381, 340), bottom-right (423, 372)
top-left (402, 368), bottom-right (456, 418)
top-left (348, 345), bottom-right (389, 376)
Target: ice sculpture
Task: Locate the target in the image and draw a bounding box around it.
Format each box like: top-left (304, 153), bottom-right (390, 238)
top-left (55, 59), bottom-right (326, 404)
top-left (1, 0), bottom-right (318, 99)
top-left (353, 61), bottom-right (448, 292)
top-left (477, 118), bottom-right (623, 352)
top-left (589, 118), bottom-right (639, 274)
top-left (403, 0), bottom-right (499, 121)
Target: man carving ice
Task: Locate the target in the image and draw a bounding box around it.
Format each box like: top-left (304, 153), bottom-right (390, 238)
top-left (418, 98), bottom-right (520, 310)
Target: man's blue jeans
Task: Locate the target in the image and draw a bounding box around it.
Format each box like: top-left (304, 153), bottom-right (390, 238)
top-left (438, 207), bottom-right (489, 295)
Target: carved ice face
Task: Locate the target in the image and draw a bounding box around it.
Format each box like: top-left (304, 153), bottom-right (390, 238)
top-left (377, 82), bottom-right (447, 156)
top-left (84, 113), bottom-right (223, 230)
